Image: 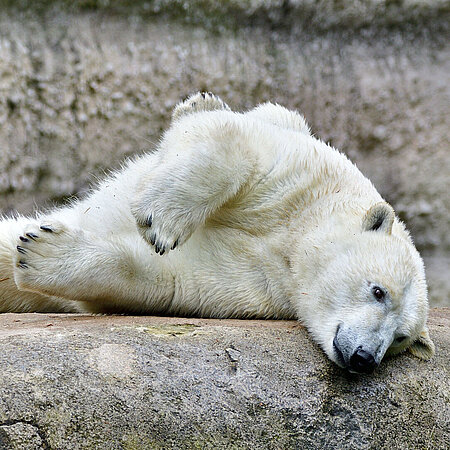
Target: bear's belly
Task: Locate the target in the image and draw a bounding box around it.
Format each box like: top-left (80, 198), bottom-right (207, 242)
top-left (164, 227), bottom-right (296, 319)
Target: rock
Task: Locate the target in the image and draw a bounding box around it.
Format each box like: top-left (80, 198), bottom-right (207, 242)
top-left (0, 1), bottom-right (448, 308)
top-left (0, 422), bottom-right (44, 450)
top-left (0, 310), bottom-right (448, 448)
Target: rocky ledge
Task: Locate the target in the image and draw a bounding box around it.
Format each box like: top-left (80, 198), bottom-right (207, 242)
top-left (0, 309), bottom-right (448, 449)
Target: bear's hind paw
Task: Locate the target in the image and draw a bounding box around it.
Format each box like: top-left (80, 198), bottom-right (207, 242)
top-left (13, 221), bottom-right (78, 294)
top-left (172, 91), bottom-right (230, 120)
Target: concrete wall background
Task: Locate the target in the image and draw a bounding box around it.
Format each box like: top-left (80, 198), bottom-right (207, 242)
top-left (0, 1), bottom-right (448, 306)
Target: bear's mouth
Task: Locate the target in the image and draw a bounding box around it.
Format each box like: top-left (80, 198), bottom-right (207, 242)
top-left (333, 325), bottom-right (346, 367)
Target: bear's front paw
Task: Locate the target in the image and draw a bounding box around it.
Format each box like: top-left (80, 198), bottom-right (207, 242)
top-left (132, 203), bottom-right (198, 256)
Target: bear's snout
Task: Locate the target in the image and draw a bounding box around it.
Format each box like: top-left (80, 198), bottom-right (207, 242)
top-left (333, 326), bottom-right (380, 374)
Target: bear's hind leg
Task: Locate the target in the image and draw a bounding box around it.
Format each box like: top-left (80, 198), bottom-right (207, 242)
top-left (245, 102), bottom-right (311, 135)
top-left (0, 217), bottom-right (82, 312)
top-left (12, 219), bottom-right (175, 313)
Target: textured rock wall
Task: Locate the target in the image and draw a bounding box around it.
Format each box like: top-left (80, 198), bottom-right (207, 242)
top-left (0, 310), bottom-right (448, 449)
top-left (0, 1), bottom-right (448, 305)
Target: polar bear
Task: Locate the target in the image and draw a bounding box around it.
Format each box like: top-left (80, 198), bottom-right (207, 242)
top-left (0, 92), bottom-right (434, 373)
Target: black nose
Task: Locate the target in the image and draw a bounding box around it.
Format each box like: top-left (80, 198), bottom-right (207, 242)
top-left (349, 348), bottom-right (378, 374)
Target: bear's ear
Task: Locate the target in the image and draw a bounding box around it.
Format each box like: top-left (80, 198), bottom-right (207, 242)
top-left (407, 327), bottom-right (435, 360)
top-left (362, 202), bottom-right (395, 234)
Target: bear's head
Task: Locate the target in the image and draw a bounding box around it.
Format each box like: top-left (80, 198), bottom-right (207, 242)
top-left (294, 202), bottom-right (435, 374)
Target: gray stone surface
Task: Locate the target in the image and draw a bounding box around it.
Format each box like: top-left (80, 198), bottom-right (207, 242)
top-left (0, 310), bottom-right (448, 449)
top-left (0, 2), bottom-right (448, 306)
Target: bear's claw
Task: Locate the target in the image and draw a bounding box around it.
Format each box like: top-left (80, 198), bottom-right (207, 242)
top-left (133, 208), bottom-right (187, 256)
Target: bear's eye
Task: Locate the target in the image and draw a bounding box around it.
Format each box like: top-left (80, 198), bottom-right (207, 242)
top-left (372, 286), bottom-right (386, 301)
top-left (395, 336), bottom-right (407, 344)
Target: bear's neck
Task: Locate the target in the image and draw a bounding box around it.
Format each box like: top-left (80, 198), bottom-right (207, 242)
top-left (283, 199), bottom-right (369, 297)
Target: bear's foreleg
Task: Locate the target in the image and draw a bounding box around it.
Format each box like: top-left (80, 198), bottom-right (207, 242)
top-left (131, 116), bottom-right (257, 255)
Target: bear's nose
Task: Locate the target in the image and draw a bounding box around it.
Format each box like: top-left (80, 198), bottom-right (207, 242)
top-left (349, 348), bottom-right (378, 374)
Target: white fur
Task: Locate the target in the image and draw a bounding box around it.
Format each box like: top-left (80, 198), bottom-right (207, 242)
top-left (0, 92), bottom-right (433, 370)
